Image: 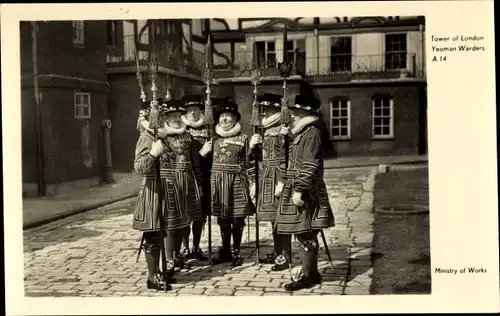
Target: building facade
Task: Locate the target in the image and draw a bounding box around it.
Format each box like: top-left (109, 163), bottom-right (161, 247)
top-left (106, 19), bottom-right (206, 173)
top-left (204, 16), bottom-right (427, 157)
top-left (21, 20), bottom-right (110, 196)
top-left (21, 17), bottom-right (427, 196)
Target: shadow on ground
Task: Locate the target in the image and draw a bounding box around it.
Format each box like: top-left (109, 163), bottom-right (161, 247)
top-left (168, 240), bottom-right (373, 296)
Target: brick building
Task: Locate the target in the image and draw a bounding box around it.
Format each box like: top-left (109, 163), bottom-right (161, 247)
top-left (21, 21), bottom-right (110, 196)
top-left (21, 17), bottom-right (427, 196)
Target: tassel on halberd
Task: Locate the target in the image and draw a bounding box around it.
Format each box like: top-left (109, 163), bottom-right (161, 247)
top-left (204, 100), bottom-right (214, 125)
top-left (280, 103), bottom-right (292, 125)
top-left (149, 104), bottom-right (161, 130)
top-left (250, 102), bottom-right (261, 127)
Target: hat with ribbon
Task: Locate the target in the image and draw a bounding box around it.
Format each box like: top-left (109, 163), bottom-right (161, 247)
top-left (257, 93), bottom-right (282, 108)
top-left (289, 95), bottom-right (322, 116)
top-left (159, 99), bottom-right (187, 115)
top-left (181, 94), bottom-right (205, 108)
top-left (215, 97), bottom-right (241, 122)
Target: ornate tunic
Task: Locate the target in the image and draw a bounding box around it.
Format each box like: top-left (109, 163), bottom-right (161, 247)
top-left (276, 124), bottom-right (335, 235)
top-left (132, 131), bottom-right (203, 232)
top-left (186, 124), bottom-right (212, 217)
top-left (211, 128), bottom-right (256, 218)
top-left (253, 125), bottom-right (286, 222)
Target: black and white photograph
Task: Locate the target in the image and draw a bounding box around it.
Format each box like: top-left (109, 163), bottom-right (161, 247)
top-left (21, 14), bottom-right (430, 297)
top-left (3, 1), bottom-right (499, 314)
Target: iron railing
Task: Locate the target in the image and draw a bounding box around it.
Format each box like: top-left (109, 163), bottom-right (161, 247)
top-left (305, 53), bottom-right (422, 81)
top-left (211, 49), bottom-right (306, 78)
top-left (106, 36), bottom-right (423, 81)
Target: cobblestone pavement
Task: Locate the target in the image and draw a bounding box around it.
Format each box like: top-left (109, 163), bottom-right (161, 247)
top-left (24, 167), bottom-right (376, 297)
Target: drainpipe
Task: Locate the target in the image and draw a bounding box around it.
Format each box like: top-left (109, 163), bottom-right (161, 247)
top-left (100, 119), bottom-right (114, 184)
top-left (31, 21), bottom-right (47, 197)
top-left (419, 24), bottom-right (424, 79)
top-left (315, 27), bottom-right (319, 74)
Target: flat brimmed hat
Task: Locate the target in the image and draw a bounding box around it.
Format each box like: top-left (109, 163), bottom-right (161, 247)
top-left (257, 93), bottom-right (282, 108)
top-left (159, 99), bottom-right (187, 115)
top-left (182, 94), bottom-right (205, 108)
top-left (289, 95), bottom-right (322, 116)
top-left (215, 98), bottom-right (241, 122)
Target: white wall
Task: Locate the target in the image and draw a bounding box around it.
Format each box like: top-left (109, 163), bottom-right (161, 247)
top-left (244, 28), bottom-right (425, 74)
top-left (353, 32), bottom-right (384, 72)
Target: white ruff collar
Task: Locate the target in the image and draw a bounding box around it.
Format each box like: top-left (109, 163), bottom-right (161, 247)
top-left (181, 114), bottom-right (205, 128)
top-left (141, 120), bottom-right (186, 136)
top-left (262, 112), bottom-right (281, 129)
top-left (292, 115), bottom-right (319, 135)
top-left (215, 122), bottom-right (241, 137)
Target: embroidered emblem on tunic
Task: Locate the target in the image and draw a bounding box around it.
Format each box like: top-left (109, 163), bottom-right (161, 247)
top-left (161, 134), bottom-right (191, 165)
top-left (189, 128), bottom-right (209, 139)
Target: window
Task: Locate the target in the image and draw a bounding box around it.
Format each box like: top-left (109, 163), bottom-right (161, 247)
top-left (372, 96), bottom-right (393, 138)
top-left (106, 21), bottom-right (118, 47)
top-left (255, 41), bottom-right (276, 68)
top-left (286, 40), bottom-right (295, 63)
top-left (74, 93), bottom-right (91, 119)
top-left (385, 33), bottom-right (407, 70)
top-left (330, 37), bottom-right (352, 72)
top-left (72, 21), bottom-right (84, 45)
top-left (330, 98), bottom-right (351, 139)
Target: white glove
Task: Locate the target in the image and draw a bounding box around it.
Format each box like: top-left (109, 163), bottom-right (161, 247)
top-left (149, 140), bottom-right (164, 158)
top-left (249, 134), bottom-right (263, 149)
top-left (274, 181), bottom-right (284, 197)
top-left (249, 182), bottom-right (256, 200)
top-left (292, 191), bottom-right (304, 207)
top-left (279, 125), bottom-right (290, 136)
top-left (199, 139), bottom-right (213, 157)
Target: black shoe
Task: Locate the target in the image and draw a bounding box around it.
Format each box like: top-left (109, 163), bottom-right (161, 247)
top-left (259, 251), bottom-right (276, 264)
top-left (157, 271), bottom-right (177, 284)
top-left (271, 263), bottom-right (288, 271)
top-left (174, 255), bottom-right (186, 270)
top-left (284, 275), bottom-right (315, 291)
top-left (212, 247), bottom-right (232, 264)
top-left (181, 247), bottom-right (192, 260)
top-left (147, 274), bottom-right (172, 291)
top-left (271, 255), bottom-right (288, 271)
top-left (191, 246), bottom-right (208, 261)
top-left (232, 249), bottom-right (244, 267)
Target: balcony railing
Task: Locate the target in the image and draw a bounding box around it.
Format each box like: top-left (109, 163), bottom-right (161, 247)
top-left (211, 49), bottom-right (306, 79)
top-left (106, 37), bottom-right (424, 82)
top-left (305, 53), bottom-right (423, 81)
top-left (106, 35), bottom-right (206, 77)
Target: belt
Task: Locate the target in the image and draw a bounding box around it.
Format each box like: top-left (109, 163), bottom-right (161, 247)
top-left (144, 163), bottom-right (192, 178)
top-left (262, 158), bottom-right (281, 167)
top-left (283, 169), bottom-right (300, 178)
top-left (212, 163), bottom-right (242, 173)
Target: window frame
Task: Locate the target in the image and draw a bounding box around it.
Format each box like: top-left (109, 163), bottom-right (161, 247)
top-left (285, 39), bottom-right (297, 63)
top-left (372, 96), bottom-right (394, 139)
top-left (72, 21), bottom-right (85, 46)
top-left (329, 97), bottom-right (351, 140)
top-left (329, 36), bottom-right (352, 72)
top-left (106, 20), bottom-right (119, 48)
top-left (384, 32), bottom-right (408, 70)
top-left (255, 40), bottom-right (277, 68)
top-left (74, 92), bottom-right (92, 119)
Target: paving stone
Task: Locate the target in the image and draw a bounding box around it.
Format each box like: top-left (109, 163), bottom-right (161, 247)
top-left (204, 288), bottom-right (236, 296)
top-left (177, 288), bottom-right (206, 295)
top-left (234, 290), bottom-right (264, 296)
